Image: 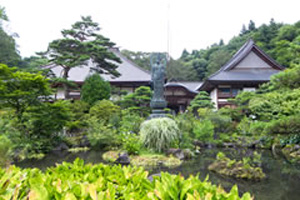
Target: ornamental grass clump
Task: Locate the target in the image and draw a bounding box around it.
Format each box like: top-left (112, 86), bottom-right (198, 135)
top-left (140, 118), bottom-right (180, 152)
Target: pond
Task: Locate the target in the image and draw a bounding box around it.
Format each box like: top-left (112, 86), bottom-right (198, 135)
top-left (16, 148), bottom-right (300, 200)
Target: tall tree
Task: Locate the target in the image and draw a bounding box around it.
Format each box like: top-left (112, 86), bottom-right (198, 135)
top-left (42, 16), bottom-right (121, 99)
top-left (0, 6), bottom-right (21, 67)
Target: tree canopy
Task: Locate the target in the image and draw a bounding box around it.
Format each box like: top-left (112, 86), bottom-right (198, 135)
top-left (41, 16), bottom-right (121, 98)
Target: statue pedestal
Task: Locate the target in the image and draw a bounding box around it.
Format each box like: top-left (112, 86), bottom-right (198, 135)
top-left (149, 99), bottom-right (167, 119)
top-left (149, 109), bottom-right (167, 119)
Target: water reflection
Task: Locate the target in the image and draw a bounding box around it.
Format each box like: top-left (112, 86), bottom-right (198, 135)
top-left (16, 148), bottom-right (300, 200)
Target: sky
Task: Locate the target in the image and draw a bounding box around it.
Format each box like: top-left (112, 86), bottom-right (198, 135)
top-left (1, 0), bottom-right (300, 59)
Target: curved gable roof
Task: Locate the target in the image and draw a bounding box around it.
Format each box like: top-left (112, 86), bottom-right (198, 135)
top-left (198, 39), bottom-right (284, 91)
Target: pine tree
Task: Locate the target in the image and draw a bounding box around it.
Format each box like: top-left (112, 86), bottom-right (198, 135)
top-left (42, 16), bottom-right (121, 99)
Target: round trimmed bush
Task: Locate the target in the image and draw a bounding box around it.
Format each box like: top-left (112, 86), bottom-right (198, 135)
top-left (140, 118), bottom-right (180, 152)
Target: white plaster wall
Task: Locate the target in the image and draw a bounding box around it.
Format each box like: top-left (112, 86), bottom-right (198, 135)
top-left (243, 87), bottom-right (256, 92)
top-left (210, 88), bottom-right (218, 109)
top-left (56, 89), bottom-right (65, 99)
top-left (234, 51), bottom-right (272, 69)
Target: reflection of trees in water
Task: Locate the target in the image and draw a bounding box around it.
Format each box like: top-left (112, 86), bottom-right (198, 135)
top-left (15, 148), bottom-right (300, 200)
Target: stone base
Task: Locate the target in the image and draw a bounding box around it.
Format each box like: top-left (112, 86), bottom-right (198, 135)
top-left (148, 109), bottom-right (167, 119)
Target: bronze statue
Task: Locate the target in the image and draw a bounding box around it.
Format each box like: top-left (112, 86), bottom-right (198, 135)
top-left (149, 53), bottom-right (167, 118)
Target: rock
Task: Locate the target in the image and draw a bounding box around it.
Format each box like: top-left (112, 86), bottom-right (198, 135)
top-left (148, 173), bottom-right (161, 182)
top-left (166, 148), bottom-right (185, 160)
top-left (294, 145), bottom-right (300, 151)
top-left (115, 153), bottom-right (130, 165)
top-left (183, 149), bottom-right (194, 159)
top-left (53, 142), bottom-right (69, 151)
top-left (193, 140), bottom-right (205, 148)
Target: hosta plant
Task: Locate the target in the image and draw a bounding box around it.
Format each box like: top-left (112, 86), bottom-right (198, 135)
top-left (0, 158), bottom-right (253, 199)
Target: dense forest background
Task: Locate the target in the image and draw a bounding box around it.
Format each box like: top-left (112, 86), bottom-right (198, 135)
top-left (121, 19), bottom-right (300, 81)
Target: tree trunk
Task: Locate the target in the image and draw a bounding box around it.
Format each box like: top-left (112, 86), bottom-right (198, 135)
top-left (63, 67), bottom-right (70, 99)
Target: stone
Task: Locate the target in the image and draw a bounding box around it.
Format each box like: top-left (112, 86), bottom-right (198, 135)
top-left (53, 142), bottom-right (69, 151)
top-left (115, 153), bottom-right (130, 165)
top-left (166, 148), bottom-right (185, 160)
top-left (148, 173), bottom-right (161, 182)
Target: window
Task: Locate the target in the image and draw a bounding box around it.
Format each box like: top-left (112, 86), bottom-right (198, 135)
top-left (232, 88), bottom-right (240, 96)
top-left (219, 88), bottom-right (230, 93)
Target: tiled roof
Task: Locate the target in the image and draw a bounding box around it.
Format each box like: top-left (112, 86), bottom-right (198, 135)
top-left (198, 39), bottom-right (284, 91)
top-left (47, 49), bottom-right (151, 83)
top-left (165, 81), bottom-right (202, 94)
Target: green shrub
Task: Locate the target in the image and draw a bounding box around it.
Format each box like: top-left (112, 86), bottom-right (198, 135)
top-left (89, 100), bottom-right (120, 124)
top-left (280, 134), bottom-right (300, 146)
top-left (140, 118), bottom-right (180, 152)
top-left (66, 100), bottom-right (90, 133)
top-left (175, 113), bottom-right (195, 148)
top-left (120, 133), bottom-right (142, 155)
top-left (0, 135), bottom-right (12, 167)
top-left (87, 118), bottom-right (119, 149)
top-left (118, 86), bottom-right (152, 117)
top-left (193, 119), bottom-right (214, 142)
top-left (0, 158), bottom-right (252, 199)
top-left (264, 115), bottom-right (300, 135)
top-left (81, 73), bottom-right (111, 105)
top-left (189, 91), bottom-right (214, 114)
top-left (119, 112), bottom-right (144, 134)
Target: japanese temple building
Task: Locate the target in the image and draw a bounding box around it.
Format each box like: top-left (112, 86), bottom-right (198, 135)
top-left (198, 39), bottom-right (284, 109)
top-left (47, 39), bottom-right (283, 111)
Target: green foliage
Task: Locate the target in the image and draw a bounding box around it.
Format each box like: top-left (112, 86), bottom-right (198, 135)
top-left (270, 64), bottom-right (300, 90)
top-left (189, 91), bottom-right (214, 113)
top-left (0, 158), bottom-right (252, 199)
top-left (249, 89), bottom-right (300, 120)
top-left (140, 118), bottom-right (180, 153)
top-left (0, 135), bottom-right (12, 167)
top-left (237, 117), bottom-right (266, 136)
top-left (86, 119), bottom-right (118, 149)
top-left (66, 100), bottom-right (90, 133)
top-left (119, 133), bottom-right (142, 155)
top-left (193, 120), bottom-right (214, 142)
top-left (119, 86), bottom-right (152, 117)
top-left (89, 100), bottom-right (120, 124)
top-left (264, 115), bottom-right (300, 135)
top-left (119, 111), bottom-right (144, 134)
top-left (22, 101), bottom-right (71, 137)
top-left (175, 113), bottom-right (195, 148)
top-left (0, 64), bottom-right (52, 119)
top-left (42, 16), bottom-right (121, 99)
top-left (209, 152), bottom-right (265, 180)
top-left (81, 73), bottom-right (111, 105)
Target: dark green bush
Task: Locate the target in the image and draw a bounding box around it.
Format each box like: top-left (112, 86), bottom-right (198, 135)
top-left (81, 74), bottom-right (111, 105)
top-left (86, 118), bottom-right (119, 149)
top-left (264, 115), bottom-right (300, 135)
top-left (89, 100), bottom-right (120, 124)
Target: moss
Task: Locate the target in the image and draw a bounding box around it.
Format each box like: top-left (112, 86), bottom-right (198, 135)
top-left (208, 152), bottom-right (265, 180)
top-left (27, 153), bottom-right (45, 160)
top-left (68, 147), bottom-right (90, 153)
top-left (282, 145), bottom-right (300, 163)
top-left (102, 151), bottom-right (120, 163)
top-left (102, 151), bottom-right (182, 167)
